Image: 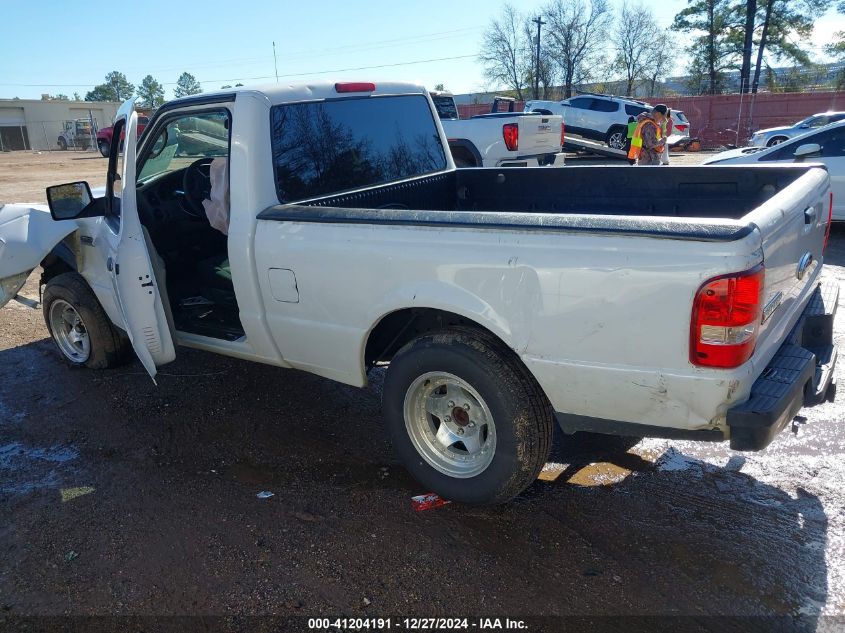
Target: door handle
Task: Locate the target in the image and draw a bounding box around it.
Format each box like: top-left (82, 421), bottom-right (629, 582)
top-left (805, 206), bottom-right (817, 225)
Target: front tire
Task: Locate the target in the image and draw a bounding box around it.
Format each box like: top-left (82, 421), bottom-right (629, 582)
top-left (57, 137), bottom-right (67, 151)
top-left (98, 140), bottom-right (110, 157)
top-left (43, 273), bottom-right (131, 369)
top-left (383, 328), bottom-right (553, 504)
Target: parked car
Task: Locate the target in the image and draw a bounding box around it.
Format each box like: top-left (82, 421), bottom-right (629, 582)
top-left (748, 112), bottom-right (845, 147)
top-left (0, 82), bottom-right (837, 505)
top-left (524, 92), bottom-right (690, 150)
top-left (96, 115), bottom-right (149, 157)
top-left (703, 120), bottom-right (845, 220)
top-left (430, 91), bottom-right (565, 167)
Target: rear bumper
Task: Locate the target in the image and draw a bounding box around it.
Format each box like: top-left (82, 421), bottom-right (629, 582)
top-left (727, 280), bottom-right (838, 450)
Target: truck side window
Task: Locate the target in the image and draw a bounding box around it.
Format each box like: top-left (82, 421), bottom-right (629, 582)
top-left (105, 118), bottom-right (126, 230)
top-left (270, 94), bottom-right (447, 203)
top-left (760, 128), bottom-right (841, 161)
top-left (820, 130), bottom-right (845, 157)
top-left (137, 111), bottom-right (230, 183)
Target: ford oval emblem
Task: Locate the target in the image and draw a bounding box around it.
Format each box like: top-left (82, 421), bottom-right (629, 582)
top-left (796, 252), bottom-right (814, 280)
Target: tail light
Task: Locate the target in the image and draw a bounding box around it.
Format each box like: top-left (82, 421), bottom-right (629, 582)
top-left (674, 124), bottom-right (688, 133)
top-left (691, 266), bottom-right (765, 368)
top-left (335, 82), bottom-right (375, 93)
top-left (502, 123), bottom-right (518, 151)
top-left (561, 121), bottom-right (566, 147)
top-left (824, 191), bottom-right (833, 253)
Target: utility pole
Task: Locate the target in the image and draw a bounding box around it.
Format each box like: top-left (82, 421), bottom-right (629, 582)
top-left (532, 16), bottom-right (546, 100)
top-left (273, 41), bottom-right (279, 83)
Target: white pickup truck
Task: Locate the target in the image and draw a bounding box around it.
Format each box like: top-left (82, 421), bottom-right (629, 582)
top-left (430, 91), bottom-right (565, 168)
top-left (0, 81), bottom-right (838, 504)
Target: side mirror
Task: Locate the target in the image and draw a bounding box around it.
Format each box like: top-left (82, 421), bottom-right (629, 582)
top-left (793, 143), bottom-right (821, 159)
top-left (46, 181), bottom-right (97, 220)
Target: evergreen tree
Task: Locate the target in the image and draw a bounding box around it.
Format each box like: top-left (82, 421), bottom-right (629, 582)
top-left (672, 0), bottom-right (742, 95)
top-left (174, 72), bottom-right (202, 98)
top-left (138, 75), bottom-right (165, 108)
top-left (85, 71), bottom-right (134, 102)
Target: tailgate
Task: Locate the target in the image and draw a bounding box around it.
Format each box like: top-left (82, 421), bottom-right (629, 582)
top-left (517, 115), bottom-right (563, 155)
top-left (752, 167), bottom-right (831, 354)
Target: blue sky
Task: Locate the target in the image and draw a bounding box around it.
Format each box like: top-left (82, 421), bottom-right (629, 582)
top-left (1, 0), bottom-right (842, 100)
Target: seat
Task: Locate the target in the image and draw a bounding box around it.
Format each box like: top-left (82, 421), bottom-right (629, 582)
top-left (197, 253), bottom-right (237, 307)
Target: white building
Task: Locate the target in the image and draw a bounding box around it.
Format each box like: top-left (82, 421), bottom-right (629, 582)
top-left (0, 98), bottom-right (120, 151)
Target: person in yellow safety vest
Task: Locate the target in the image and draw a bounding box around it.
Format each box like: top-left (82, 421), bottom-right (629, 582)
top-left (628, 104), bottom-right (667, 166)
top-left (661, 108), bottom-right (674, 165)
top-left (625, 115), bottom-right (637, 165)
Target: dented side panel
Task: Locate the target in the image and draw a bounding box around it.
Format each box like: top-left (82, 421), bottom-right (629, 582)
top-left (0, 204), bottom-right (78, 281)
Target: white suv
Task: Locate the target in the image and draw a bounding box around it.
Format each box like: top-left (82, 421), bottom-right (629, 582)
top-left (525, 93), bottom-right (690, 150)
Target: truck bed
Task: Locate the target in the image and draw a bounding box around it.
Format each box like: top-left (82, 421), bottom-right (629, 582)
top-left (260, 165), bottom-right (822, 241)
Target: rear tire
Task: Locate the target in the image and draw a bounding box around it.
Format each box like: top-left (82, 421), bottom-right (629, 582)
top-left (98, 141), bottom-right (110, 157)
top-left (42, 272), bottom-right (131, 369)
top-left (606, 127), bottom-right (627, 150)
top-left (383, 328), bottom-right (553, 504)
top-left (57, 137), bottom-right (67, 151)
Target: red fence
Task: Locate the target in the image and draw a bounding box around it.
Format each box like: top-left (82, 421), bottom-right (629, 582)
top-left (457, 91), bottom-right (845, 148)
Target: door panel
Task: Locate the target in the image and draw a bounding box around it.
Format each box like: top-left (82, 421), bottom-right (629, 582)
top-left (93, 99), bottom-right (175, 379)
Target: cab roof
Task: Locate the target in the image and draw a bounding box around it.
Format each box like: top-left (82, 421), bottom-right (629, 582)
top-left (166, 81), bottom-right (428, 109)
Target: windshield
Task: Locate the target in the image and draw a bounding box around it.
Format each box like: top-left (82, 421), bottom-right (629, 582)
top-left (138, 112), bottom-right (229, 182)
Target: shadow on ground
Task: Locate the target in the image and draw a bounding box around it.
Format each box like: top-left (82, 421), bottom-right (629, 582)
top-left (0, 331), bottom-right (831, 626)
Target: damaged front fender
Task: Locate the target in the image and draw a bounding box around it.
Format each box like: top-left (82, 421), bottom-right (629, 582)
top-left (0, 203), bottom-right (78, 308)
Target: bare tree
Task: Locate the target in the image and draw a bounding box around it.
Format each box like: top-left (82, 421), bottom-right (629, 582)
top-left (545, 0), bottom-right (613, 98)
top-left (643, 31), bottom-right (673, 96)
top-left (614, 2), bottom-right (660, 96)
top-left (478, 4), bottom-right (531, 100)
top-left (521, 19), bottom-right (557, 98)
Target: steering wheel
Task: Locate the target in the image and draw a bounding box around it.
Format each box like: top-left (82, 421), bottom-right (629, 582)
top-left (181, 157), bottom-right (214, 217)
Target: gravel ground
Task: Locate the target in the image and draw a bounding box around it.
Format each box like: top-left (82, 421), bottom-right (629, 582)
top-left (0, 150), bottom-right (843, 632)
top-left (0, 150), bottom-right (106, 204)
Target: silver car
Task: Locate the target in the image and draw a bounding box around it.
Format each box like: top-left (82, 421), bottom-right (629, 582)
top-left (748, 111), bottom-right (845, 147)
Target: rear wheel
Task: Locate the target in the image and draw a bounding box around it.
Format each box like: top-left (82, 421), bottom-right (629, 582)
top-left (383, 328), bottom-right (553, 504)
top-left (98, 140), bottom-right (110, 157)
top-left (57, 137), bottom-right (67, 151)
top-left (606, 127), bottom-right (627, 150)
top-left (449, 144), bottom-right (478, 168)
top-left (43, 273), bottom-right (131, 369)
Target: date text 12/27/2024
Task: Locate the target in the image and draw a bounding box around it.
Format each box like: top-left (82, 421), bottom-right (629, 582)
top-left (308, 618), bottom-right (529, 630)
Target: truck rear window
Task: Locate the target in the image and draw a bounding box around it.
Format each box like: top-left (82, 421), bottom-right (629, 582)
top-left (431, 95), bottom-right (458, 119)
top-left (270, 94), bottom-right (447, 203)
